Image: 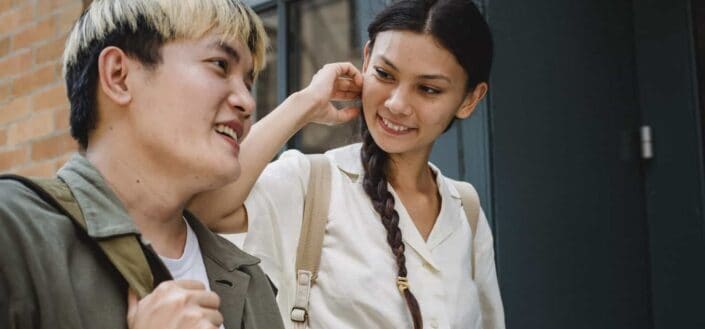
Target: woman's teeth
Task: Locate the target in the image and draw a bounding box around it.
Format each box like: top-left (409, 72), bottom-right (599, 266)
top-left (215, 124), bottom-right (238, 142)
top-left (382, 117), bottom-right (409, 132)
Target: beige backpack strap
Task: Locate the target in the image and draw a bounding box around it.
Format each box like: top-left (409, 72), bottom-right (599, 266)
top-left (451, 180), bottom-right (481, 278)
top-left (291, 154), bottom-right (331, 327)
top-left (0, 174), bottom-right (156, 298)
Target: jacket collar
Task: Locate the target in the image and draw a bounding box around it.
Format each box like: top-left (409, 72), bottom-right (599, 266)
top-left (57, 153), bottom-right (140, 238)
top-left (184, 211), bottom-right (260, 270)
top-left (184, 211), bottom-right (261, 327)
top-left (58, 154), bottom-right (261, 268)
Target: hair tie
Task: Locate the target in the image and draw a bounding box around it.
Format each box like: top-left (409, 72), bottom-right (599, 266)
top-left (397, 276), bottom-right (409, 294)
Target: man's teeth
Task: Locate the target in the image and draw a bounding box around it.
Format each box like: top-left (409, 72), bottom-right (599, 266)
top-left (215, 124), bottom-right (238, 142)
top-left (382, 117), bottom-right (409, 132)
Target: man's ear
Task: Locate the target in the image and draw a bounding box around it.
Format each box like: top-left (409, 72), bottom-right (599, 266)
top-left (456, 82), bottom-right (488, 119)
top-left (97, 46), bottom-right (132, 106)
top-left (362, 41), bottom-right (372, 73)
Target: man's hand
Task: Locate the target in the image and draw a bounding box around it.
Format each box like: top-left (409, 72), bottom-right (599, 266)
top-left (127, 280), bottom-right (222, 329)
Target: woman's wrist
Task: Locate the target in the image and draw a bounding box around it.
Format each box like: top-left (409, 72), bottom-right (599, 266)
top-left (285, 89), bottom-right (325, 129)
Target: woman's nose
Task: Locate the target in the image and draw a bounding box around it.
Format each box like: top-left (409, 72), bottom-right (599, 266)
top-left (383, 87), bottom-right (411, 116)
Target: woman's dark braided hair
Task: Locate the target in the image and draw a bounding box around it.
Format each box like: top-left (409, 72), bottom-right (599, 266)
top-left (361, 1), bottom-right (492, 328)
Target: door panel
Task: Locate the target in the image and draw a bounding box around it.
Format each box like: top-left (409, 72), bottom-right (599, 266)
top-left (487, 1), bottom-right (651, 328)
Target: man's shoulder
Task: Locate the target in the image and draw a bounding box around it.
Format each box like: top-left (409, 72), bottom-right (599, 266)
top-left (0, 178), bottom-right (74, 233)
top-left (0, 178), bottom-right (49, 210)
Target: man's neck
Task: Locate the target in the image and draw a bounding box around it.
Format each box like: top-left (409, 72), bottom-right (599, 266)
top-left (85, 147), bottom-right (189, 259)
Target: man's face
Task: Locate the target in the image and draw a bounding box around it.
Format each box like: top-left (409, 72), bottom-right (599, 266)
top-left (126, 32), bottom-right (255, 190)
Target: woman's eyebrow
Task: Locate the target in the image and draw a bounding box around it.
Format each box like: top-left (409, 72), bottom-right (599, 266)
top-left (418, 74), bottom-right (451, 83)
top-left (380, 56), bottom-right (451, 83)
top-left (380, 56), bottom-right (398, 71)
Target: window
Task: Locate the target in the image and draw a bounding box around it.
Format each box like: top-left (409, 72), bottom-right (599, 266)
top-left (249, 0), bottom-right (364, 153)
top-left (252, 9), bottom-right (278, 121)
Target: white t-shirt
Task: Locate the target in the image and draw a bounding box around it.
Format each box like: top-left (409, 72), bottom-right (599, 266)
top-left (243, 143), bottom-right (505, 329)
top-left (160, 220), bottom-right (225, 329)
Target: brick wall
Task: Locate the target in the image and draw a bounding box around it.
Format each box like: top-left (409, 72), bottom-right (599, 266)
top-left (0, 0), bottom-right (83, 177)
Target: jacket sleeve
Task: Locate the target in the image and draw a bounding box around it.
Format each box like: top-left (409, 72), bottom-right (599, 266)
top-left (0, 268), bottom-right (9, 328)
top-left (474, 210), bottom-right (506, 329)
top-left (0, 181), bottom-right (41, 328)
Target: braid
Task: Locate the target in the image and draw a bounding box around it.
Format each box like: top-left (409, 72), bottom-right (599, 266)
top-left (360, 123), bottom-right (423, 329)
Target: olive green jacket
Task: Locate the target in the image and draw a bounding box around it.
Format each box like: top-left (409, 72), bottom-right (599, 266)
top-left (0, 154), bottom-right (284, 329)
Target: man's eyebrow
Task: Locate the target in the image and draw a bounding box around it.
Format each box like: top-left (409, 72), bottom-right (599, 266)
top-left (208, 41), bottom-right (240, 63)
top-left (380, 55), bottom-right (451, 83)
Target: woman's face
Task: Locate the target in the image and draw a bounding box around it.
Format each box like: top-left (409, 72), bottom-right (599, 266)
top-left (362, 30), bottom-right (485, 158)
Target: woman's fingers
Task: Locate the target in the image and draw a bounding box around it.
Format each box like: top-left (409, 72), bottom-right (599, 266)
top-left (332, 62), bottom-right (364, 87)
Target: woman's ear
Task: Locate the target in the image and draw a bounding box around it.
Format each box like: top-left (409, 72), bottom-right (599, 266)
top-left (97, 46), bottom-right (132, 106)
top-left (456, 82), bottom-right (488, 119)
top-left (362, 41), bottom-right (372, 73)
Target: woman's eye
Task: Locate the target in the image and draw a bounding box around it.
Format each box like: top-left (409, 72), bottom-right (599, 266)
top-left (374, 67), bottom-right (392, 80)
top-left (420, 85), bottom-right (441, 95)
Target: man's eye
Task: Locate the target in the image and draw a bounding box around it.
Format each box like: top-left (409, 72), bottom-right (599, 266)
top-left (213, 59), bottom-right (229, 72)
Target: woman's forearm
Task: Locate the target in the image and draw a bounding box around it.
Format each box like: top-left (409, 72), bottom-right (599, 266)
top-left (189, 62), bottom-right (363, 232)
top-left (189, 91), bottom-right (315, 231)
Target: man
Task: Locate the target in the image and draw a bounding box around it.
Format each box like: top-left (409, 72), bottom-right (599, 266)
top-left (0, 1), bottom-right (283, 328)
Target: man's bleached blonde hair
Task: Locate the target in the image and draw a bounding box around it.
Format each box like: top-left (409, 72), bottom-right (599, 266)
top-left (63, 0), bottom-right (267, 75)
top-left (63, 0), bottom-right (268, 149)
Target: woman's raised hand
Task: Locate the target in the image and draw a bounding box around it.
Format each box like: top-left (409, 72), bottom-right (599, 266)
top-left (297, 62), bottom-right (363, 126)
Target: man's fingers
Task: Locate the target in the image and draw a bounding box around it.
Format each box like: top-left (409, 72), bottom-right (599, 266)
top-left (190, 290), bottom-right (221, 309)
top-left (171, 279), bottom-right (207, 291)
top-left (126, 289), bottom-right (138, 328)
top-left (201, 309), bottom-right (224, 327)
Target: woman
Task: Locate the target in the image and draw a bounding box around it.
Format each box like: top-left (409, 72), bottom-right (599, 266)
top-left (191, 1), bottom-right (504, 328)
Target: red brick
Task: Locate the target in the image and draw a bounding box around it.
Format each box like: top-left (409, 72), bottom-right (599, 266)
top-left (0, 147), bottom-right (28, 171)
top-left (0, 0), bottom-right (12, 13)
top-left (0, 49), bottom-right (32, 77)
top-left (0, 95), bottom-right (30, 125)
top-left (11, 16), bottom-right (56, 51)
top-left (0, 0), bottom-right (19, 16)
top-left (54, 106), bottom-right (69, 130)
top-left (35, 36), bottom-right (66, 64)
top-left (32, 83), bottom-right (66, 112)
top-left (0, 37), bottom-right (9, 57)
top-left (0, 4), bottom-right (35, 37)
top-left (57, 1), bottom-right (83, 29)
top-left (53, 151), bottom-right (73, 171)
top-left (11, 64), bottom-right (57, 97)
top-left (7, 110), bottom-right (54, 144)
top-left (31, 131), bottom-right (76, 160)
top-left (0, 81), bottom-right (9, 103)
top-left (16, 160), bottom-right (55, 177)
top-left (37, 0), bottom-right (74, 12)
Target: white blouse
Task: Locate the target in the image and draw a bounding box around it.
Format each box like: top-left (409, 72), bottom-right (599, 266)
top-left (243, 143), bottom-right (505, 329)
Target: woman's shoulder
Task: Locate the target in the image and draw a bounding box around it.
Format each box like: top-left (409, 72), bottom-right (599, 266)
top-left (325, 143), bottom-right (364, 178)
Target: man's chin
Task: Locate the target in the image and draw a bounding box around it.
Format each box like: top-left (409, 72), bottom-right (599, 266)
top-left (207, 167), bottom-right (241, 190)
